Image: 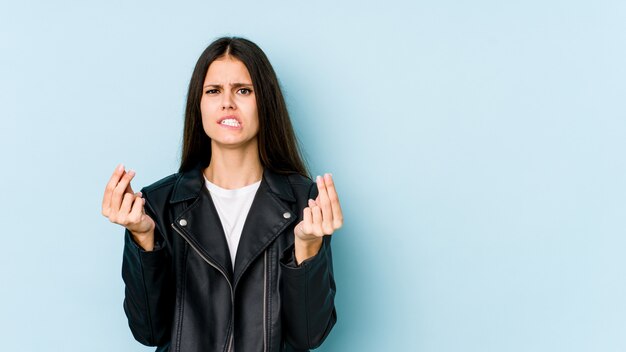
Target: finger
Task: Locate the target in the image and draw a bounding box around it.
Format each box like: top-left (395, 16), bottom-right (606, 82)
top-left (324, 173), bottom-right (344, 230)
top-left (128, 195), bottom-right (145, 224)
top-left (316, 175), bottom-right (334, 235)
top-left (125, 179), bottom-right (135, 194)
top-left (118, 193), bottom-right (136, 224)
top-left (111, 169), bottom-right (136, 212)
top-left (311, 202), bottom-right (323, 237)
top-left (102, 163), bottom-right (125, 214)
top-left (301, 207), bottom-right (313, 235)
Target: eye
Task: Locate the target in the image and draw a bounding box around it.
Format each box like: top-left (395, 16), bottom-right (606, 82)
top-left (238, 88), bottom-right (252, 95)
top-left (205, 89), bottom-right (219, 94)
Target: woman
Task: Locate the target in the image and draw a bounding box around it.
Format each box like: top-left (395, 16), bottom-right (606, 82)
top-left (101, 37), bottom-right (342, 352)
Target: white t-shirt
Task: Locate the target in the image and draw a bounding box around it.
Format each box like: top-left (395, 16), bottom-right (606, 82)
top-left (204, 177), bottom-right (261, 269)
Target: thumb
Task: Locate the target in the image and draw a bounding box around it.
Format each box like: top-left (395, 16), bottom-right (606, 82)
top-left (295, 221), bottom-right (305, 237)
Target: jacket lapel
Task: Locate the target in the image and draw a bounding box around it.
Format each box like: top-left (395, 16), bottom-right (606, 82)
top-left (170, 166), bottom-right (233, 280)
top-left (233, 171), bottom-right (296, 286)
top-left (169, 166), bottom-right (298, 286)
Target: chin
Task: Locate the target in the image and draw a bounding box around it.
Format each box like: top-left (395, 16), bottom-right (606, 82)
top-left (211, 136), bottom-right (258, 150)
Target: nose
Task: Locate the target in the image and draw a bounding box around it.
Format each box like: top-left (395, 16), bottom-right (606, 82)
top-left (221, 91), bottom-right (236, 110)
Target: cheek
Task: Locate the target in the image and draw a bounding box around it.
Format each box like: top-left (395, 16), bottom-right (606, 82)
top-left (199, 98), bottom-right (207, 116)
top-left (199, 100), bottom-right (215, 133)
top-left (249, 110), bottom-right (260, 130)
top-left (246, 101), bottom-right (259, 125)
top-left (200, 98), bottom-right (217, 120)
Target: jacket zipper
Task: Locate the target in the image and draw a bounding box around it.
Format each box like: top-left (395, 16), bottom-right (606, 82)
top-left (263, 250), bottom-right (268, 352)
top-left (171, 223), bottom-right (235, 352)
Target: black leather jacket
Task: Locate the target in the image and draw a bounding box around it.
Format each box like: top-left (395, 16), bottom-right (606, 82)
top-left (121, 165), bottom-right (336, 352)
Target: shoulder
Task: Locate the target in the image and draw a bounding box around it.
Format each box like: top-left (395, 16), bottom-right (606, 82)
top-left (264, 168), bottom-right (314, 203)
top-left (140, 172), bottom-right (181, 207)
top-left (143, 172), bottom-right (179, 193)
top-left (284, 173), bottom-right (317, 199)
top-left (285, 173), bottom-right (313, 187)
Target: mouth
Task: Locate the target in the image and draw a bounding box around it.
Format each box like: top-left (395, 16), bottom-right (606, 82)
top-left (217, 115), bottom-right (242, 128)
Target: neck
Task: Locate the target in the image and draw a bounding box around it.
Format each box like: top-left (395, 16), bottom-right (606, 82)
top-left (203, 140), bottom-right (263, 189)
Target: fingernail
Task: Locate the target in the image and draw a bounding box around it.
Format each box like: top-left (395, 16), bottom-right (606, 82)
top-left (324, 173), bottom-right (331, 181)
top-left (128, 169), bottom-right (136, 176)
top-left (137, 191), bottom-right (143, 197)
top-left (316, 175), bottom-right (321, 182)
top-left (117, 163), bottom-right (124, 172)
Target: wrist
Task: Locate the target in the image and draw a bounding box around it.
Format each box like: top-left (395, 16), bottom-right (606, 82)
top-left (130, 229), bottom-right (155, 251)
top-left (294, 236), bottom-right (323, 265)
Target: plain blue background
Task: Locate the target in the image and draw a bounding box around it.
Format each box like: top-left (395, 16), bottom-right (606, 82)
top-left (1, 0), bottom-right (625, 351)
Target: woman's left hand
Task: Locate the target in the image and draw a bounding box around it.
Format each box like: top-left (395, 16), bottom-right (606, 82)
top-left (294, 173), bottom-right (343, 263)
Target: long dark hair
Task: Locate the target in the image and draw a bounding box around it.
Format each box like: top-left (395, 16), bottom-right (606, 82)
top-left (179, 37), bottom-right (309, 178)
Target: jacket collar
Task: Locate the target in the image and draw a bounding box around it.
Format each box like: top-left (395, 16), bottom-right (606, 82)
top-left (169, 163), bottom-right (298, 286)
top-left (170, 164), bottom-right (296, 204)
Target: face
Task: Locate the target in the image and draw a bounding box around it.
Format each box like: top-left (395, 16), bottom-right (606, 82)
top-left (200, 56), bottom-right (259, 149)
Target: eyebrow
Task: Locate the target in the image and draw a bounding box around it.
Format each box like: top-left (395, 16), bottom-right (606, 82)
top-left (203, 83), bottom-right (253, 89)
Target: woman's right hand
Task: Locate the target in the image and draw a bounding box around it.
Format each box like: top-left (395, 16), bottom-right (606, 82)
top-left (102, 164), bottom-right (156, 250)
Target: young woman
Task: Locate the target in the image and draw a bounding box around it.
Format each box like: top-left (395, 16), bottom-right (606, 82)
top-left (101, 37), bottom-right (342, 352)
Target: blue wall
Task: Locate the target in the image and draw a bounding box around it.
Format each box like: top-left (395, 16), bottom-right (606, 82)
top-left (1, 1), bottom-right (625, 351)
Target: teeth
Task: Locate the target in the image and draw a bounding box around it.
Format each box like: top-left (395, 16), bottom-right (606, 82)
top-left (221, 119), bottom-right (240, 127)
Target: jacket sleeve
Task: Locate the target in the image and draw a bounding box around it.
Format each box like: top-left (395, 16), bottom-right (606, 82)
top-left (121, 193), bottom-right (175, 347)
top-left (279, 183), bottom-right (337, 349)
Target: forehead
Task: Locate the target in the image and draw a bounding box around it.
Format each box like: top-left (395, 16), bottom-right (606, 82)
top-left (204, 56), bottom-right (252, 83)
